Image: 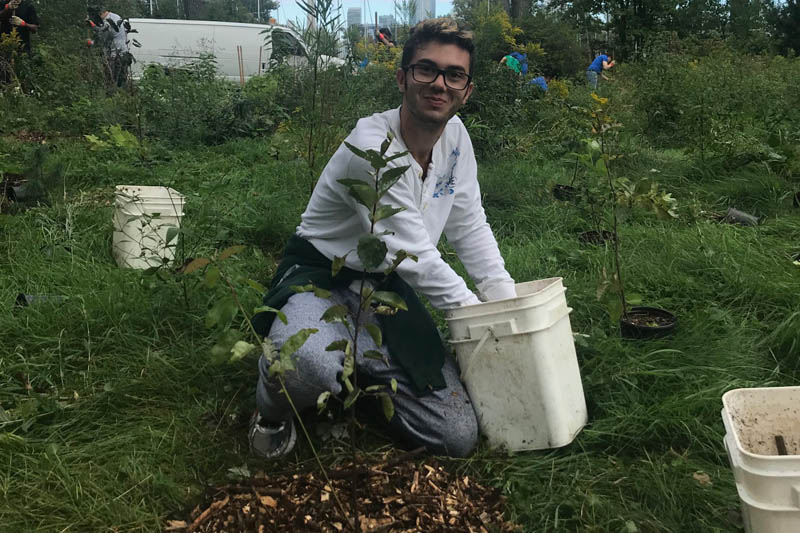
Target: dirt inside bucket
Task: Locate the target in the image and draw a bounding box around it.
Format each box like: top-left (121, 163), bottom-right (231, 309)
top-left (729, 407), bottom-right (800, 456)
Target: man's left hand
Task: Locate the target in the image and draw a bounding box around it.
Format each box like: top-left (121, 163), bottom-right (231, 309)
top-left (10, 15), bottom-right (26, 26)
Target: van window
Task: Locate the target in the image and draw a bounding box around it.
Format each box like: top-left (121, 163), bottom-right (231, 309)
top-left (271, 30), bottom-right (306, 65)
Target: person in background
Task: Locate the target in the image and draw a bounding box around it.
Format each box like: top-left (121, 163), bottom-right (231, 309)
top-left (586, 53), bottom-right (614, 90)
top-left (499, 51), bottom-right (526, 75)
top-left (0, 0), bottom-right (39, 55)
top-left (87, 7), bottom-right (130, 88)
top-left (529, 75), bottom-right (548, 92)
top-left (250, 18), bottom-right (517, 460)
top-left (375, 26), bottom-right (395, 47)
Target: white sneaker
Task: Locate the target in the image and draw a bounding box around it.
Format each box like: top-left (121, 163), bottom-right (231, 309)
top-left (249, 412), bottom-right (297, 459)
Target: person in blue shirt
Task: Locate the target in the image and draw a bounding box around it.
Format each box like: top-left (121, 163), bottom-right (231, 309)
top-left (586, 53), bottom-right (614, 90)
top-left (529, 76), bottom-right (548, 92)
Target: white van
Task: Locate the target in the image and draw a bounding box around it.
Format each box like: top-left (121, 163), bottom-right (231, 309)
top-left (128, 18), bottom-right (344, 81)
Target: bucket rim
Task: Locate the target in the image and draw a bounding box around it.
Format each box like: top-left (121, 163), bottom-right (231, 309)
top-left (722, 386), bottom-right (800, 461)
top-left (114, 185), bottom-right (186, 201)
top-left (445, 278), bottom-right (565, 321)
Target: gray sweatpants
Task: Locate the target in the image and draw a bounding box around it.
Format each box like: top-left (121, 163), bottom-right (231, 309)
top-left (256, 288), bottom-right (479, 457)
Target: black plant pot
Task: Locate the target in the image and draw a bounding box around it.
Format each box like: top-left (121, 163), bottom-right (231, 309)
top-left (552, 184), bottom-right (577, 201)
top-left (578, 230), bottom-right (616, 245)
top-left (2, 174), bottom-right (29, 202)
top-left (620, 306), bottom-right (677, 339)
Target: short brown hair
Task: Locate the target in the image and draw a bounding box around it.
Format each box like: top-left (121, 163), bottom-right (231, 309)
top-left (401, 18), bottom-right (475, 75)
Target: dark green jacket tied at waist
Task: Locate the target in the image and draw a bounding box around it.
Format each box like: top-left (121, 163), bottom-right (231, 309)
top-left (252, 235), bottom-right (447, 395)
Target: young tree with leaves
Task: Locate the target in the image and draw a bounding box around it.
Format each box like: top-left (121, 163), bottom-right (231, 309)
top-left (250, 18), bottom-right (517, 459)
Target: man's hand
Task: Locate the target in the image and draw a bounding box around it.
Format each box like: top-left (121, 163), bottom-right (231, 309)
top-left (10, 15), bottom-right (26, 26)
top-left (7, 0), bottom-right (22, 9)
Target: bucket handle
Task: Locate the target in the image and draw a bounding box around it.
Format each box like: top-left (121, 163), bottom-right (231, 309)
top-left (459, 327), bottom-right (494, 383)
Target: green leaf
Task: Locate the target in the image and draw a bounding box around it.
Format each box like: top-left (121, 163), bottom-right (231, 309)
top-left (321, 304), bottom-right (349, 323)
top-left (205, 297), bottom-right (238, 329)
top-left (626, 292), bottom-right (643, 306)
top-left (313, 286), bottom-right (332, 299)
top-left (341, 353), bottom-right (355, 388)
top-left (279, 328), bottom-right (318, 362)
top-left (346, 182), bottom-right (378, 210)
top-left (332, 254), bottom-right (348, 277)
top-left (183, 257), bottom-right (210, 274)
top-left (262, 338), bottom-right (278, 363)
top-left (165, 226), bottom-right (180, 245)
top-left (247, 279), bottom-right (267, 293)
top-left (365, 384), bottom-right (384, 392)
top-left (344, 141), bottom-right (369, 161)
top-left (379, 392), bottom-right (395, 421)
top-left (371, 205), bottom-right (405, 223)
top-left (342, 375), bottom-right (354, 393)
top-left (290, 284), bottom-right (314, 293)
top-left (384, 151), bottom-right (408, 163)
top-left (380, 136), bottom-right (392, 155)
top-left (357, 234), bottom-right (387, 270)
top-left (210, 329), bottom-right (243, 365)
top-left (229, 341), bottom-right (256, 363)
top-left (378, 165), bottom-right (410, 197)
top-left (317, 391), bottom-right (331, 413)
top-left (390, 378), bottom-right (397, 393)
top-left (385, 250), bottom-right (418, 275)
top-left (343, 389), bottom-right (361, 409)
top-left (363, 350), bottom-right (384, 360)
top-left (372, 291), bottom-right (407, 311)
top-left (594, 157), bottom-right (607, 176)
top-left (325, 340), bottom-right (350, 353)
top-left (365, 149), bottom-right (387, 169)
top-left (220, 245), bottom-right (246, 260)
top-left (364, 323), bottom-right (382, 347)
top-left (253, 305), bottom-right (287, 325)
top-left (203, 266), bottom-right (220, 288)
top-left (607, 297), bottom-right (623, 325)
top-left (380, 165), bottom-right (408, 181)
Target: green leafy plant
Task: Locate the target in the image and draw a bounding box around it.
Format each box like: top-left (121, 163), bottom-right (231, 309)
top-left (585, 93), bottom-right (678, 326)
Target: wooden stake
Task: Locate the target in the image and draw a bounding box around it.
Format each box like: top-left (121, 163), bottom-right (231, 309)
top-left (237, 45), bottom-right (245, 86)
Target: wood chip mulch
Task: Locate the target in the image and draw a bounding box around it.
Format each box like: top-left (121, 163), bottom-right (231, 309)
top-left (166, 451), bottom-right (518, 533)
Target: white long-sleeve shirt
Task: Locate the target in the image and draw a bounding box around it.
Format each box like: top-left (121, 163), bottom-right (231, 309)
top-left (297, 108), bottom-right (516, 309)
top-left (96, 12), bottom-right (128, 56)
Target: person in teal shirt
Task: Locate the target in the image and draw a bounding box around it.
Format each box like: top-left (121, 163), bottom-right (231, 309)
top-left (586, 53), bottom-right (614, 89)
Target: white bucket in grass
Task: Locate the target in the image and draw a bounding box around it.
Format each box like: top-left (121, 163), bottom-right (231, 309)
top-left (112, 185), bottom-right (185, 269)
top-left (722, 386), bottom-right (800, 532)
top-left (445, 278), bottom-right (587, 451)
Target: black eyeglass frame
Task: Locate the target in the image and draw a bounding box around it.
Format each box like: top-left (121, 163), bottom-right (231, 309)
top-left (404, 63), bottom-right (473, 90)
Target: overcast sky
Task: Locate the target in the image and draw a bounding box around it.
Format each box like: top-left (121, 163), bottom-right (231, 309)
top-left (274, 0), bottom-right (455, 26)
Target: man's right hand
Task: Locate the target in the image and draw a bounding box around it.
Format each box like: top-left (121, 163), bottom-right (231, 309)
top-left (7, 0), bottom-right (22, 9)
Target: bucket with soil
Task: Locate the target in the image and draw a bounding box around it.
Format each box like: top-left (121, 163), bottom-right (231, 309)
top-left (722, 386), bottom-right (800, 532)
top-left (620, 306), bottom-right (677, 339)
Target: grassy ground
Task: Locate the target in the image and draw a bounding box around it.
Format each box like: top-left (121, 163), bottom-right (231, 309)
top-left (1, 132), bottom-right (799, 532)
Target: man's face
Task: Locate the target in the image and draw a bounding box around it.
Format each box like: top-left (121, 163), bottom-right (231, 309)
top-left (396, 42), bottom-right (474, 127)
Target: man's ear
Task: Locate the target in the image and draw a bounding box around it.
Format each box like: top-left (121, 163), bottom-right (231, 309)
top-left (461, 82), bottom-right (474, 105)
top-left (396, 67), bottom-right (406, 93)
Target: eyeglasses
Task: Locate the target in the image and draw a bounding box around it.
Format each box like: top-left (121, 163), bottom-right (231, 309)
top-left (405, 63), bottom-right (472, 90)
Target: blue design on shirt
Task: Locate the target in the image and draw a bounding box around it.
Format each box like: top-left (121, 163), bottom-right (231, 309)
top-left (432, 148), bottom-right (460, 198)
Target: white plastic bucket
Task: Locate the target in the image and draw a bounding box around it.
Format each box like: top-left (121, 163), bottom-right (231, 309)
top-left (445, 278), bottom-right (587, 451)
top-left (724, 435), bottom-right (800, 533)
top-left (112, 185), bottom-right (185, 269)
top-left (721, 386), bottom-right (800, 532)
